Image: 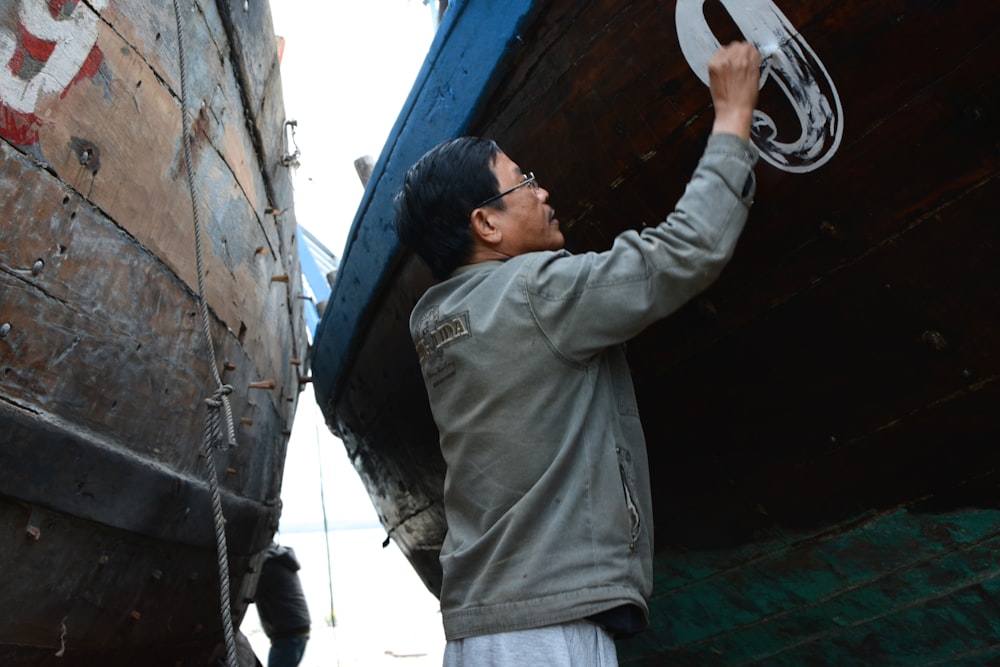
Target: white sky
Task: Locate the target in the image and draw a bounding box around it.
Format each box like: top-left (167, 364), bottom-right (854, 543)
top-left (272, 0), bottom-right (436, 256)
top-left (247, 4), bottom-right (444, 662)
top-left (268, 0), bottom-right (433, 526)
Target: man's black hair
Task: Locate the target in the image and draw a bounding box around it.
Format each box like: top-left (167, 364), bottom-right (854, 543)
top-left (394, 137), bottom-right (504, 280)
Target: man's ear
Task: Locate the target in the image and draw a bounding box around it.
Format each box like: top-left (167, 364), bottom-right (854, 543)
top-left (470, 207), bottom-right (502, 246)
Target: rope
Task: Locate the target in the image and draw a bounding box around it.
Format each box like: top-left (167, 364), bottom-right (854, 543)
top-left (171, 1), bottom-right (239, 664)
top-left (203, 385), bottom-right (238, 667)
top-left (315, 424), bottom-right (337, 627)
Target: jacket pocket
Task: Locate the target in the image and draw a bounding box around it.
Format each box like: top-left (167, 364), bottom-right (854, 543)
top-left (617, 447), bottom-right (641, 548)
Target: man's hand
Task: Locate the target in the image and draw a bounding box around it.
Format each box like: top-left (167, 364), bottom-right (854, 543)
top-left (709, 42), bottom-right (761, 139)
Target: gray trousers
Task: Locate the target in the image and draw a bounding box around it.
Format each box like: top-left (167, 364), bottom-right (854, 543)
top-left (443, 620), bottom-right (618, 667)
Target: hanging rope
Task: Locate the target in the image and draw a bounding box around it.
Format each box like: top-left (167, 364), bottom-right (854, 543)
top-left (315, 424), bottom-right (337, 627)
top-left (202, 385), bottom-right (238, 667)
top-left (171, 1), bottom-right (239, 665)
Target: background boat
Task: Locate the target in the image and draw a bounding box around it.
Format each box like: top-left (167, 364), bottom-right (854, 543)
top-left (0, 1), bottom-right (305, 664)
top-left (312, 0), bottom-right (1000, 664)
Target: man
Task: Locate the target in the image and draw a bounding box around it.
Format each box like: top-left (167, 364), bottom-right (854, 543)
top-left (394, 42), bottom-right (761, 666)
top-left (254, 543), bottom-right (311, 667)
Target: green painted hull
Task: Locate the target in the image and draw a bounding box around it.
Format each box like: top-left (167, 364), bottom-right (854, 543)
top-left (623, 507), bottom-right (1000, 664)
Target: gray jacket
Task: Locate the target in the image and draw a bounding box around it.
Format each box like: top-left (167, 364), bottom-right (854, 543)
top-left (410, 133), bottom-right (758, 641)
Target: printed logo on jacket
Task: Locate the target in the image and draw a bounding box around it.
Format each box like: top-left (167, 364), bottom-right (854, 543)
top-left (414, 308), bottom-right (471, 388)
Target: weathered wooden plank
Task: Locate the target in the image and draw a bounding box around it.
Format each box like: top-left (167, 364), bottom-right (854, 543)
top-left (100, 4), bottom-right (182, 101)
top-left (0, 496), bottom-right (258, 659)
top-left (105, 0), bottom-right (276, 232)
top-left (0, 401), bottom-right (276, 554)
top-left (217, 0), bottom-right (276, 120)
top-left (619, 508), bottom-right (1000, 665)
top-left (479, 0), bottom-right (998, 267)
top-left (2, 2), bottom-right (302, 421)
top-left (7, 1), bottom-right (288, 362)
top-left (632, 179), bottom-right (1000, 549)
top-left (0, 140), bottom-right (290, 477)
top-left (0, 1), bottom-right (301, 661)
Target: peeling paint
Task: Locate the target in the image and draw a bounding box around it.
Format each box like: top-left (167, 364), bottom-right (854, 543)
top-left (0, 0), bottom-right (109, 145)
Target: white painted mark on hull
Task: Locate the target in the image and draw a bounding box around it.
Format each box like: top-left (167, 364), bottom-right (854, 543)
top-left (676, 0), bottom-right (844, 173)
top-left (0, 0), bottom-right (110, 147)
top-left (0, 0), bottom-right (108, 113)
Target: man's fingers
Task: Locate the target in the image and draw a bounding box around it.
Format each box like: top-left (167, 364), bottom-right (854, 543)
top-left (708, 41), bottom-right (761, 138)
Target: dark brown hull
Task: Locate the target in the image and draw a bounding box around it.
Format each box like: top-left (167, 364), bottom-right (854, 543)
top-left (0, 1), bottom-right (305, 664)
top-left (312, 0), bottom-right (1000, 664)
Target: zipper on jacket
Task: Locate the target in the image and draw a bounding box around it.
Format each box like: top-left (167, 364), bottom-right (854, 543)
top-left (617, 447), bottom-right (641, 550)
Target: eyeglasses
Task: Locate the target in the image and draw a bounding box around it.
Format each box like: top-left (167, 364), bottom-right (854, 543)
top-left (476, 172), bottom-right (538, 208)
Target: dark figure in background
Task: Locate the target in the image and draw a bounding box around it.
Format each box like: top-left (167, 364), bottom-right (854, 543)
top-left (254, 543), bottom-right (311, 667)
top-left (394, 42), bottom-right (761, 667)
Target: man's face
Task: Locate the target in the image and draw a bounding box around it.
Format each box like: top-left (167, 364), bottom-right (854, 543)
top-left (484, 152), bottom-right (563, 255)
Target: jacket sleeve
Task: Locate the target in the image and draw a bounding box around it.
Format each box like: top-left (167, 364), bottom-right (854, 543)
top-left (525, 133), bottom-right (758, 363)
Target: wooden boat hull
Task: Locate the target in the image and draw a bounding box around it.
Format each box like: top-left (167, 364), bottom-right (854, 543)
top-left (1, 1), bottom-right (305, 664)
top-left (312, 0), bottom-right (1000, 664)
